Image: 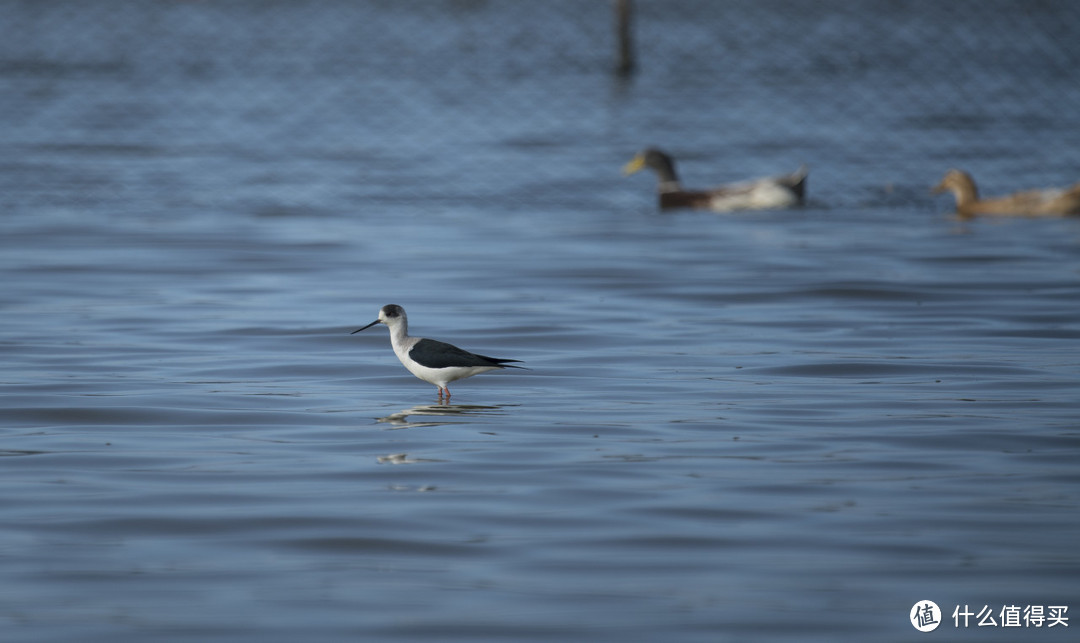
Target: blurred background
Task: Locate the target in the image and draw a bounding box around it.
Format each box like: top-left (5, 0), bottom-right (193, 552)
top-left (3, 0), bottom-right (1079, 217)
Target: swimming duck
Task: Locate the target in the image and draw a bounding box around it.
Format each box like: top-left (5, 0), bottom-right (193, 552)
top-left (622, 148), bottom-right (807, 212)
top-left (932, 169), bottom-right (1080, 218)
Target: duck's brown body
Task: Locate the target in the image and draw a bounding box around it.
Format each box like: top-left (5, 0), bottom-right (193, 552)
top-left (933, 169), bottom-right (1080, 218)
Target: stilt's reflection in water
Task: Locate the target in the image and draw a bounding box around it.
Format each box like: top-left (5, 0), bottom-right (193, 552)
top-left (375, 403), bottom-right (510, 472)
top-left (375, 403), bottom-right (508, 430)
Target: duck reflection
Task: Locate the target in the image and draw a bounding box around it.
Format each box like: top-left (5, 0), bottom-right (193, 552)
top-left (376, 402), bottom-right (508, 429)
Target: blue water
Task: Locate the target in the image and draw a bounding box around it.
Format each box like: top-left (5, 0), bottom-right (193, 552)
top-left (2, 1), bottom-right (1079, 641)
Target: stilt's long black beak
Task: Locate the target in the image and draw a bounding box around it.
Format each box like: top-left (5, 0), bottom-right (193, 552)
top-left (351, 319), bottom-right (381, 334)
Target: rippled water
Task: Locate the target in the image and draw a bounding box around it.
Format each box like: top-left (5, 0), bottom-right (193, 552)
top-left (3, 1), bottom-right (1079, 641)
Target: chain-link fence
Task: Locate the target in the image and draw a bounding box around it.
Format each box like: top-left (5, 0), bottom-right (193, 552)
top-left (3, 1), bottom-right (1079, 210)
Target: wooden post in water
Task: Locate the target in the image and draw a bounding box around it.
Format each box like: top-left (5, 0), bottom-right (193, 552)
top-left (615, 0), bottom-right (635, 76)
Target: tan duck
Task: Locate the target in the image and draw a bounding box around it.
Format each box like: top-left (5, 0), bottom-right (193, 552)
top-left (623, 148), bottom-right (807, 212)
top-left (933, 169), bottom-right (1080, 218)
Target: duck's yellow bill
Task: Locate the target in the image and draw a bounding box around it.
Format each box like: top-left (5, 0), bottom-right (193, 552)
top-left (622, 154), bottom-right (646, 176)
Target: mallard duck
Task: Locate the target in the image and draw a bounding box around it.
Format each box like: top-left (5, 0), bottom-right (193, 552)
top-left (932, 169), bottom-right (1080, 218)
top-left (622, 148), bottom-right (807, 212)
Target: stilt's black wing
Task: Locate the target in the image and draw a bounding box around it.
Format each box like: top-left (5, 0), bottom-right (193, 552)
top-left (409, 338), bottom-right (522, 369)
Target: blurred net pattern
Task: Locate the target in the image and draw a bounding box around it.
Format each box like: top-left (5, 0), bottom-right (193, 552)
top-left (2, 1), bottom-right (1079, 209)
